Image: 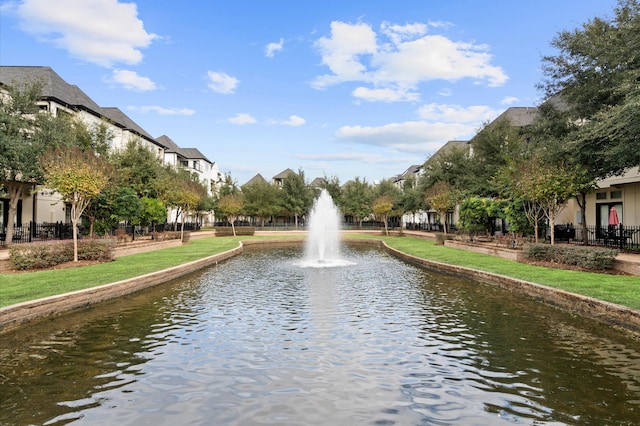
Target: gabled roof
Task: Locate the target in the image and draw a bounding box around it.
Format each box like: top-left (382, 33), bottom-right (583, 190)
top-left (273, 168), bottom-right (295, 180)
top-left (309, 177), bottom-right (326, 188)
top-left (242, 173), bottom-right (268, 187)
top-left (156, 135), bottom-right (179, 151)
top-left (156, 135), bottom-right (212, 163)
top-left (0, 66), bottom-right (103, 115)
top-left (101, 107), bottom-right (155, 141)
top-left (493, 107), bottom-right (539, 127)
top-left (424, 140), bottom-right (469, 166)
top-left (0, 66), bottom-right (158, 143)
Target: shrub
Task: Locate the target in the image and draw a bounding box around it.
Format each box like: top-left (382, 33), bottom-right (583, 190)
top-left (9, 240), bottom-right (115, 271)
top-left (435, 232), bottom-right (455, 245)
top-left (523, 244), bottom-right (618, 270)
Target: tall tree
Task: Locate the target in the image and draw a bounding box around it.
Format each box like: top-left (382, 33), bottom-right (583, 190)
top-left (0, 81), bottom-right (53, 245)
top-left (281, 169), bottom-right (312, 228)
top-left (43, 147), bottom-right (110, 261)
top-left (242, 179), bottom-right (280, 227)
top-left (539, 0), bottom-right (640, 177)
top-left (341, 177), bottom-right (372, 228)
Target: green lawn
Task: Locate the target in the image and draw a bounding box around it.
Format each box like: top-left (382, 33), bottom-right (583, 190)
top-left (1, 233), bottom-right (639, 310)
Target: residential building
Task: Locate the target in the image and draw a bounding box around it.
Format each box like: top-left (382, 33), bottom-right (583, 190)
top-left (0, 66), bottom-right (221, 237)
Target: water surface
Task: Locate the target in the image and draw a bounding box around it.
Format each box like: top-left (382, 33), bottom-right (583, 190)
top-left (1, 246), bottom-right (640, 425)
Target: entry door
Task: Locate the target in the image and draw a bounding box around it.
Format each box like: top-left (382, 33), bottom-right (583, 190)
top-left (597, 203), bottom-right (623, 227)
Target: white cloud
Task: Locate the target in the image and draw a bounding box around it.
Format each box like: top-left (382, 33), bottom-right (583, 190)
top-left (227, 113), bottom-right (256, 125)
top-left (312, 20), bottom-right (508, 99)
top-left (501, 96), bottom-right (519, 105)
top-left (282, 115), bottom-right (306, 126)
top-left (207, 71), bottom-right (240, 94)
top-left (352, 86), bottom-right (419, 102)
top-left (8, 0), bottom-right (158, 67)
top-left (130, 105), bottom-right (195, 116)
top-left (336, 120), bottom-right (476, 153)
top-left (265, 38), bottom-right (284, 58)
top-left (418, 103), bottom-right (499, 123)
top-left (110, 69), bottom-right (156, 91)
top-left (267, 115), bottom-right (306, 126)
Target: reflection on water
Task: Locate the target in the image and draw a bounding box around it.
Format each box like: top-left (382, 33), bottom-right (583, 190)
top-left (2, 246), bottom-right (640, 425)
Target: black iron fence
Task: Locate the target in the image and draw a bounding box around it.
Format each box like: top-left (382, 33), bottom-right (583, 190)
top-left (574, 224), bottom-right (640, 250)
top-left (0, 222), bottom-right (76, 246)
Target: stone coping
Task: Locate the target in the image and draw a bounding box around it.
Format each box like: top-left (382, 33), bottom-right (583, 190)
top-left (1, 237), bottom-right (639, 338)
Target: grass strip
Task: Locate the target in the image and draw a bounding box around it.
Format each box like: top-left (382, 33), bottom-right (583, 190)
top-left (1, 233), bottom-right (639, 311)
top-left (348, 234), bottom-right (640, 310)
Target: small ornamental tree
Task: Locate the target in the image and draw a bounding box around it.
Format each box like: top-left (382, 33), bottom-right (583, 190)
top-left (372, 195), bottom-right (394, 236)
top-left (43, 147), bottom-right (110, 262)
top-left (217, 194), bottom-right (244, 236)
top-left (424, 181), bottom-right (458, 234)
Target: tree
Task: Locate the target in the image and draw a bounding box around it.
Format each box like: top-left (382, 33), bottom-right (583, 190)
top-left (424, 181), bottom-right (458, 234)
top-left (242, 179), bottom-right (280, 227)
top-left (372, 195), bottom-right (394, 236)
top-left (341, 177), bottom-right (372, 227)
top-left (217, 194), bottom-right (244, 236)
top-left (281, 169), bottom-right (313, 228)
top-left (111, 186), bottom-right (142, 238)
top-left (459, 197), bottom-right (492, 238)
top-left (43, 147), bottom-right (109, 261)
top-left (111, 139), bottom-right (165, 198)
top-left (400, 177), bottom-right (425, 228)
top-left (140, 197), bottom-right (167, 232)
top-left (539, 0), bottom-right (640, 177)
top-left (0, 81), bottom-right (59, 245)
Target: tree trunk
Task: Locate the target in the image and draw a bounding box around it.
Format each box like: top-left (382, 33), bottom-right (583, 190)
top-left (383, 215), bottom-right (389, 236)
top-left (71, 204), bottom-right (79, 262)
top-left (3, 184), bottom-right (26, 246)
top-left (576, 192), bottom-right (589, 246)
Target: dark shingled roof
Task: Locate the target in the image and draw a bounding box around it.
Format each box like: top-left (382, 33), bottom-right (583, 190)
top-left (242, 173), bottom-right (268, 187)
top-left (101, 107), bottom-right (155, 141)
top-left (0, 66), bottom-right (102, 115)
top-left (495, 107), bottom-right (539, 127)
top-left (156, 135), bottom-right (211, 163)
top-left (0, 66), bottom-right (157, 142)
top-left (273, 168), bottom-right (295, 180)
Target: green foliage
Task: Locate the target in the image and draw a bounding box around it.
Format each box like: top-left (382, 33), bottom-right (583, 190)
top-left (341, 177), bottom-right (373, 226)
top-left (111, 186), bottom-right (143, 225)
top-left (9, 240), bottom-right (115, 271)
top-left (539, 0), bottom-right (640, 177)
top-left (523, 244), bottom-right (618, 270)
top-left (140, 197), bottom-right (167, 227)
top-left (241, 179), bottom-right (280, 225)
top-left (281, 169), bottom-right (313, 226)
top-left (459, 197), bottom-right (492, 235)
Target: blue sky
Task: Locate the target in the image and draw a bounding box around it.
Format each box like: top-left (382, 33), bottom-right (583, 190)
top-left (0, 0), bottom-right (619, 186)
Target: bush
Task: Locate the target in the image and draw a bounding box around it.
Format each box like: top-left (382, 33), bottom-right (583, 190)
top-left (523, 244), bottom-right (618, 270)
top-left (9, 240), bottom-right (115, 271)
top-left (435, 232), bottom-right (455, 245)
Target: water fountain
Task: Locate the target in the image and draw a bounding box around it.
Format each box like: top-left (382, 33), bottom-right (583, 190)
top-left (298, 189), bottom-right (353, 268)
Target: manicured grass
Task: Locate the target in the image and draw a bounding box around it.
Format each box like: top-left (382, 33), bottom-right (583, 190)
top-left (1, 233), bottom-right (639, 311)
top-left (347, 234), bottom-right (640, 310)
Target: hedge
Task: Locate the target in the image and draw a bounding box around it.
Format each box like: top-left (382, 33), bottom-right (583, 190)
top-left (523, 244), bottom-right (618, 270)
top-left (9, 239), bottom-right (115, 271)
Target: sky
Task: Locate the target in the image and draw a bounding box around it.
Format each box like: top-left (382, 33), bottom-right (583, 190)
top-left (0, 0), bottom-right (620, 186)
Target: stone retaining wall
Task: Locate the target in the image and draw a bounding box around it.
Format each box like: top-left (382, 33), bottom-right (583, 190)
top-left (383, 242), bottom-right (640, 337)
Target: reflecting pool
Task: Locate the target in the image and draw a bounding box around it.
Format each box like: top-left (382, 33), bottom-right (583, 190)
top-left (2, 246), bottom-right (640, 425)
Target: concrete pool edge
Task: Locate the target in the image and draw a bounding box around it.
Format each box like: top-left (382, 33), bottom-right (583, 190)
top-left (382, 241), bottom-right (640, 338)
top-left (1, 237), bottom-right (639, 338)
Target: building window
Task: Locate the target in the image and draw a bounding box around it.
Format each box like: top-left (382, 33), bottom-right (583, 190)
top-left (610, 190), bottom-right (622, 199)
top-left (180, 160), bottom-right (188, 168)
top-left (596, 192), bottom-right (607, 200)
